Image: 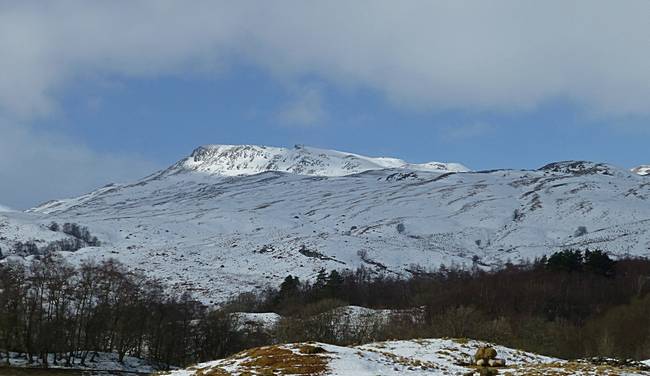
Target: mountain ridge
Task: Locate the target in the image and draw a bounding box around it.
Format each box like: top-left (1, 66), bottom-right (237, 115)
top-left (157, 144), bottom-right (470, 178)
top-left (2, 145), bottom-right (649, 303)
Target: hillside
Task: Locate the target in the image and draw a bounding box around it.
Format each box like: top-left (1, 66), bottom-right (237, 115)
top-left (163, 338), bottom-right (650, 376)
top-left (0, 146), bottom-right (649, 303)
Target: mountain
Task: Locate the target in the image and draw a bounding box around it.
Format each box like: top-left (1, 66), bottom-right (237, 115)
top-left (632, 165), bottom-right (650, 176)
top-left (1, 146), bottom-right (650, 303)
top-left (154, 144), bottom-right (469, 178)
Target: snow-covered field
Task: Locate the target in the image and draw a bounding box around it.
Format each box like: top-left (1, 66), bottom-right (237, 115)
top-left (231, 312), bottom-right (282, 332)
top-left (162, 338), bottom-right (650, 375)
top-left (0, 351), bottom-right (161, 374)
top-left (1, 145), bottom-right (650, 303)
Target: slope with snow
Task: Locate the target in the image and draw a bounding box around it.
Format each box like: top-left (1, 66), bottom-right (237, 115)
top-left (163, 338), bottom-right (650, 375)
top-left (0, 146), bottom-right (649, 303)
top-left (0, 211), bottom-right (71, 257)
top-left (633, 165), bottom-right (650, 176)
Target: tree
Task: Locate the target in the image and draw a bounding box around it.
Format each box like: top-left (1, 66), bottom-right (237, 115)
top-left (546, 249), bottom-right (583, 273)
top-left (584, 249), bottom-right (616, 277)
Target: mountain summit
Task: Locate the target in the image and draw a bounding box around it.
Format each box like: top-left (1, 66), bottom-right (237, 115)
top-left (162, 144), bottom-right (469, 177)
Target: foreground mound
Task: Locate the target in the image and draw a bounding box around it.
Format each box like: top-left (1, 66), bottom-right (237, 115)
top-left (163, 338), bottom-right (650, 375)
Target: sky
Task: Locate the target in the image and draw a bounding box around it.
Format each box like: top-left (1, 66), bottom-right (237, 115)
top-left (1, 1), bottom-right (649, 209)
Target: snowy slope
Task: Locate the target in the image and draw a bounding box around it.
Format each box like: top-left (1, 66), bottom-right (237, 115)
top-left (1, 146), bottom-right (649, 303)
top-left (0, 211), bottom-right (71, 257)
top-left (163, 338), bottom-right (650, 376)
top-left (632, 165), bottom-right (650, 176)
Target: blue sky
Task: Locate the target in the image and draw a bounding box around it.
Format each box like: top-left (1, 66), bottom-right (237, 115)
top-left (1, 1), bottom-right (649, 208)
top-left (38, 67), bottom-right (648, 170)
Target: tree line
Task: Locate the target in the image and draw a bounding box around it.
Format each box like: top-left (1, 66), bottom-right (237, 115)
top-left (226, 249), bottom-right (650, 360)
top-left (1, 249), bottom-right (649, 369)
top-left (0, 256), bottom-right (248, 369)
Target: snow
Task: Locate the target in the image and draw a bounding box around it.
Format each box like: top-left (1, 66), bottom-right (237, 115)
top-left (0, 204), bottom-right (13, 212)
top-left (632, 165), bottom-right (650, 176)
top-left (0, 351), bottom-right (162, 373)
top-left (157, 144), bottom-right (470, 178)
top-left (0, 211), bottom-right (70, 256)
top-left (163, 338), bottom-right (650, 375)
top-left (1, 146), bottom-right (649, 303)
top-left (231, 312), bottom-right (281, 332)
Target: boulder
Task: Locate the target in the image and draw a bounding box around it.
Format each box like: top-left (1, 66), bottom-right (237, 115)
top-left (474, 346), bottom-right (498, 362)
top-left (488, 359), bottom-right (506, 367)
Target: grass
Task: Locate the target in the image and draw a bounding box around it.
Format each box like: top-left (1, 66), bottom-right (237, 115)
top-left (186, 344), bottom-right (330, 376)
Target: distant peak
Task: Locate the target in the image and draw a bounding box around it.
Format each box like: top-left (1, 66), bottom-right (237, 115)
top-left (170, 144), bottom-right (469, 177)
top-left (538, 161), bottom-right (617, 176)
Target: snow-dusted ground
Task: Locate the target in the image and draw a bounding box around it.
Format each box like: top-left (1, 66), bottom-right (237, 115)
top-left (1, 146), bottom-right (650, 303)
top-left (163, 338), bottom-right (650, 375)
top-left (0, 351), bottom-right (161, 373)
top-left (231, 312), bottom-right (281, 332)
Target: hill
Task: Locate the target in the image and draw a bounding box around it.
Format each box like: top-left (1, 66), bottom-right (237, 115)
top-left (0, 146), bottom-right (648, 303)
top-left (162, 338), bottom-right (650, 376)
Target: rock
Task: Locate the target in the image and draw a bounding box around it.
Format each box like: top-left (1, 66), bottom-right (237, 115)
top-left (488, 359), bottom-right (506, 367)
top-left (474, 346), bottom-right (498, 361)
top-left (476, 359), bottom-right (486, 366)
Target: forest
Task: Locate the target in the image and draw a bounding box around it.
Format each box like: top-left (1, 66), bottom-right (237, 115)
top-left (0, 249), bottom-right (649, 370)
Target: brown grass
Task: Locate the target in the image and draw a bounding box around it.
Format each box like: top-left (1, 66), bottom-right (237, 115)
top-left (236, 344), bottom-right (329, 375)
top-left (504, 360), bottom-right (650, 376)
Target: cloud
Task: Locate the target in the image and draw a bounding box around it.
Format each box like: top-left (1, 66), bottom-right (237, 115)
top-left (277, 86), bottom-right (326, 127)
top-left (0, 119), bottom-right (159, 209)
top-left (1, 1), bottom-right (650, 118)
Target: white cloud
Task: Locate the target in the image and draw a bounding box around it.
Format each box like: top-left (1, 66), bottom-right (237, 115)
top-left (1, 1), bottom-right (650, 118)
top-left (0, 120), bottom-right (159, 209)
top-left (277, 86), bottom-right (326, 127)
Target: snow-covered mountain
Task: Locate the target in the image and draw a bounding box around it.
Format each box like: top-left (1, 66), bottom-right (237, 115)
top-left (155, 144), bottom-right (469, 178)
top-left (1, 146), bottom-right (650, 303)
top-left (632, 165), bottom-right (650, 176)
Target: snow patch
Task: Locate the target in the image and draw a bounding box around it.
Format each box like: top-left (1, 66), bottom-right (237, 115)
top-left (632, 165), bottom-right (650, 176)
